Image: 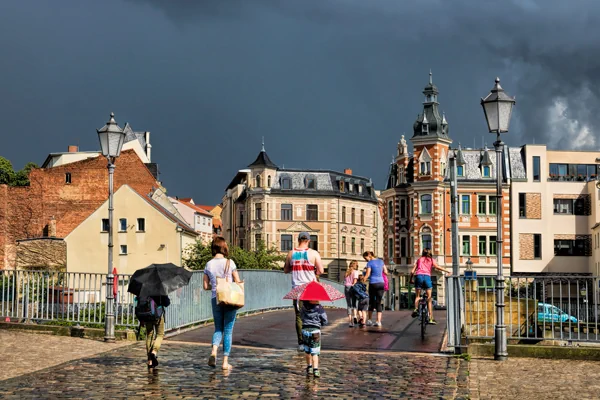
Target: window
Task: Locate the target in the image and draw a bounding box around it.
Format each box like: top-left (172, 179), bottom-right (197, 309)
top-left (342, 206), bottom-right (346, 223)
top-left (489, 197), bottom-right (497, 215)
top-left (255, 175), bottom-right (261, 188)
top-left (281, 204), bottom-right (292, 221)
top-left (554, 239), bottom-right (587, 256)
top-left (553, 198), bottom-right (585, 215)
top-left (478, 236), bottom-right (487, 255)
top-left (339, 180), bottom-right (345, 192)
top-left (533, 156), bottom-right (540, 181)
top-left (387, 201), bottom-right (393, 219)
top-left (239, 238), bottom-right (245, 248)
top-left (137, 218), bottom-right (145, 232)
top-left (462, 236), bottom-right (470, 255)
top-left (351, 237), bottom-right (356, 254)
top-left (239, 211), bottom-right (244, 227)
top-left (281, 234), bottom-right (293, 251)
top-left (281, 178), bottom-right (291, 189)
top-left (255, 203), bottom-right (262, 220)
top-left (519, 193), bottom-right (526, 217)
top-left (373, 211), bottom-right (377, 226)
top-left (400, 199), bottom-right (406, 219)
top-left (65, 172), bottom-right (72, 184)
top-left (348, 183), bottom-right (354, 193)
top-left (267, 175), bottom-right (271, 187)
top-left (461, 195), bottom-right (470, 215)
top-left (388, 238), bottom-right (393, 258)
top-left (482, 166), bottom-right (491, 178)
top-left (255, 233), bottom-right (262, 246)
top-left (420, 194), bottom-right (432, 214)
top-left (549, 163), bottom-right (598, 181)
top-left (420, 161), bottom-right (431, 175)
top-left (422, 234), bottom-right (432, 250)
top-left (400, 237), bottom-right (407, 257)
top-left (489, 236), bottom-right (497, 256)
top-left (441, 161), bottom-right (447, 177)
top-left (342, 236), bottom-right (347, 253)
top-left (534, 234), bottom-right (542, 259)
top-left (360, 238), bottom-right (365, 254)
top-left (101, 219), bottom-right (109, 232)
top-left (478, 195), bottom-right (487, 214)
top-left (120, 245), bottom-right (127, 255)
top-left (410, 198), bottom-right (414, 217)
top-left (358, 185), bottom-right (363, 194)
top-left (119, 218), bottom-right (127, 232)
top-left (457, 166), bottom-right (464, 177)
top-left (351, 208), bottom-right (356, 224)
top-left (306, 205), bottom-right (318, 221)
top-left (306, 178), bottom-right (315, 189)
top-left (309, 235), bottom-right (318, 251)
top-left (360, 209), bottom-right (365, 225)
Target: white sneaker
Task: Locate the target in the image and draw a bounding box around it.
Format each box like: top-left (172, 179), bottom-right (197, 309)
top-left (366, 320), bottom-right (373, 326)
top-left (298, 344), bottom-right (305, 352)
top-left (374, 322), bottom-right (382, 327)
top-left (349, 322), bottom-right (354, 327)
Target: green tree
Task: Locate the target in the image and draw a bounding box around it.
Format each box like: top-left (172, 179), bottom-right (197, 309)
top-left (183, 240), bottom-right (285, 270)
top-left (0, 156), bottom-right (14, 185)
top-left (12, 162), bottom-right (38, 186)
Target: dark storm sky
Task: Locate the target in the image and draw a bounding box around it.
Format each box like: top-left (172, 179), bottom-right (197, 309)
top-left (1, 0), bottom-right (599, 204)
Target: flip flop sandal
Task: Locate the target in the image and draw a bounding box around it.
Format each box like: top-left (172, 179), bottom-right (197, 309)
top-left (208, 355), bottom-right (217, 368)
top-left (222, 364), bottom-right (233, 371)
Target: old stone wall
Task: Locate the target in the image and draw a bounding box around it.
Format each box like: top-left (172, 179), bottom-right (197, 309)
top-left (16, 238), bottom-right (66, 270)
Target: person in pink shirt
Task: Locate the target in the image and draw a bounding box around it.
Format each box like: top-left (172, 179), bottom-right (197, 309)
top-left (343, 261), bottom-right (360, 327)
top-left (410, 248), bottom-right (450, 325)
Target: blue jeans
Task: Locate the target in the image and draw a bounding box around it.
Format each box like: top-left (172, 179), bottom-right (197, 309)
top-left (415, 274), bottom-right (433, 290)
top-left (211, 297), bottom-right (237, 356)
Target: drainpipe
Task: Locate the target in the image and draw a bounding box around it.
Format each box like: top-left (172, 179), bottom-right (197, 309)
top-left (177, 226), bottom-right (183, 266)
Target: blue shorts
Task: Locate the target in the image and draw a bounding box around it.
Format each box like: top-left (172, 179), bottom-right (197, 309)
top-left (414, 274), bottom-right (433, 290)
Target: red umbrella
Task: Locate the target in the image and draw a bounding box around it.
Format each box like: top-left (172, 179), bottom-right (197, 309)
top-left (283, 281), bottom-right (344, 302)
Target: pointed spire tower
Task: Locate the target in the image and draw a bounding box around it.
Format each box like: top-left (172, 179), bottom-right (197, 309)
top-left (248, 138), bottom-right (278, 189)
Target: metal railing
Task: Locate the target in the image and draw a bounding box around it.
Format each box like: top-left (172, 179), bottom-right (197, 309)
top-left (0, 269), bottom-right (346, 332)
top-left (460, 275), bottom-right (600, 343)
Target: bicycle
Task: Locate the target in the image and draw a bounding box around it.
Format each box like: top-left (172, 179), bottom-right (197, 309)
top-left (418, 290), bottom-right (429, 340)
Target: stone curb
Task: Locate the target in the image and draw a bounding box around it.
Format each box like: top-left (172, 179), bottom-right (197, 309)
top-left (0, 321), bottom-right (136, 340)
top-left (468, 342), bottom-right (600, 360)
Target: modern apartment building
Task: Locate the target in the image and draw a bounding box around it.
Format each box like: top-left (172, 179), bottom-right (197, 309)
top-left (511, 145), bottom-right (600, 275)
top-left (221, 148), bottom-right (382, 280)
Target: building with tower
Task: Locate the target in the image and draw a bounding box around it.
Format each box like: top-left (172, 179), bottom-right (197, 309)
top-left (381, 73), bottom-right (524, 307)
top-left (220, 143), bottom-right (383, 280)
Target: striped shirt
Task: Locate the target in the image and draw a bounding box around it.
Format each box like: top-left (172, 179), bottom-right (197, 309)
top-left (290, 248), bottom-right (316, 288)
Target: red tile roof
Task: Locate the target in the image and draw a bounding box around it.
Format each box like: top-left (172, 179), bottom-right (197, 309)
top-left (195, 205), bottom-right (215, 212)
top-left (180, 201), bottom-right (213, 217)
top-left (133, 189), bottom-right (198, 235)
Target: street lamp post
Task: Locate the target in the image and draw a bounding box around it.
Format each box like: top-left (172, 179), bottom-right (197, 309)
top-left (481, 78), bottom-right (516, 361)
top-left (97, 112), bottom-right (126, 342)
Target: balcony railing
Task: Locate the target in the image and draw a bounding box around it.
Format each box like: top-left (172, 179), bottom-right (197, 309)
top-left (548, 175), bottom-right (598, 182)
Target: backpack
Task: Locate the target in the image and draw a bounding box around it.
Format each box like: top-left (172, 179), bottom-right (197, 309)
top-left (135, 296), bottom-right (164, 323)
top-left (352, 283), bottom-right (369, 300)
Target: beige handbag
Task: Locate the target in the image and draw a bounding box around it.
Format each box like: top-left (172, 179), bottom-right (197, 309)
top-left (216, 259), bottom-right (245, 309)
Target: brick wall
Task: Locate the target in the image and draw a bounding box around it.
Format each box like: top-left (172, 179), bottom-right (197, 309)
top-left (519, 233), bottom-right (534, 260)
top-left (0, 150), bottom-right (158, 269)
top-left (525, 193), bottom-right (541, 219)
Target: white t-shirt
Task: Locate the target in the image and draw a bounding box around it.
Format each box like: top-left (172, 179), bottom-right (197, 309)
top-left (205, 258), bottom-right (237, 299)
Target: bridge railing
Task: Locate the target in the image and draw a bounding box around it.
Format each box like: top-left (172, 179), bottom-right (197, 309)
top-left (0, 269), bottom-right (346, 332)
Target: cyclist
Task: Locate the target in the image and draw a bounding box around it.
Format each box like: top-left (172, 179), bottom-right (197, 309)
top-left (410, 248), bottom-right (450, 325)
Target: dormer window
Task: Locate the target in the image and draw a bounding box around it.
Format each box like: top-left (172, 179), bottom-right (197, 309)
top-left (482, 166), bottom-right (491, 178)
top-left (305, 177), bottom-right (316, 189)
top-left (281, 177), bottom-right (291, 189)
top-left (339, 180), bottom-right (345, 192)
top-left (349, 183), bottom-right (354, 193)
top-left (457, 166), bottom-right (464, 177)
top-left (422, 123), bottom-right (429, 135)
top-left (358, 185), bottom-right (363, 194)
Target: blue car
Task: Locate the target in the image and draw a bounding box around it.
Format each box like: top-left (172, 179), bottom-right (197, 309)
top-left (537, 303), bottom-right (578, 323)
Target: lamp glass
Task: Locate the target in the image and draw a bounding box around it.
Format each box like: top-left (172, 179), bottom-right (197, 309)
top-left (498, 100), bottom-right (514, 133)
top-left (483, 101), bottom-right (499, 133)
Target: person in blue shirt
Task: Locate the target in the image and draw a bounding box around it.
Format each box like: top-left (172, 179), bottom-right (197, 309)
top-left (362, 251), bottom-right (389, 327)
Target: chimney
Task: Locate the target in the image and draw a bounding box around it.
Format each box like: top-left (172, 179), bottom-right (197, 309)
top-left (48, 216), bottom-right (57, 238)
top-left (344, 168), bottom-right (353, 175)
top-left (68, 145), bottom-right (79, 153)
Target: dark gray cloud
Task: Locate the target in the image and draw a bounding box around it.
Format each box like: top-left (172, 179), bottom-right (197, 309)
top-left (1, 0), bottom-right (599, 204)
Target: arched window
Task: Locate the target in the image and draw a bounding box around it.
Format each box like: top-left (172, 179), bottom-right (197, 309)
top-left (267, 175), bottom-right (271, 187)
top-left (421, 226), bottom-right (432, 251)
top-left (256, 175), bottom-right (261, 188)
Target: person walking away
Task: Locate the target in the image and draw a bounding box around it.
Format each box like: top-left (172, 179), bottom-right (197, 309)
top-left (301, 300), bottom-right (328, 378)
top-left (284, 232), bottom-right (325, 351)
top-left (362, 251), bottom-right (388, 327)
top-left (352, 275), bottom-right (369, 327)
top-left (139, 295), bottom-right (170, 369)
top-left (203, 236), bottom-right (242, 370)
top-left (410, 248), bottom-right (450, 325)
top-left (344, 261), bottom-right (359, 327)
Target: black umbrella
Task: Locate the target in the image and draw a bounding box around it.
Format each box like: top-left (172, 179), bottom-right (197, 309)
top-left (127, 263), bottom-right (193, 298)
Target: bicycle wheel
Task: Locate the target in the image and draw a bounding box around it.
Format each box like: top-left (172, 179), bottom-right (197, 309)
top-left (420, 304), bottom-right (427, 340)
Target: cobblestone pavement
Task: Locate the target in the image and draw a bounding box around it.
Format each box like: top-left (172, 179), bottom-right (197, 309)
top-left (469, 357), bottom-right (600, 400)
top-left (0, 342), bottom-right (469, 399)
top-left (0, 330), bottom-right (129, 381)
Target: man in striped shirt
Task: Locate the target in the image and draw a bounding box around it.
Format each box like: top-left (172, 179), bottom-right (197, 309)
top-left (284, 231), bottom-right (324, 351)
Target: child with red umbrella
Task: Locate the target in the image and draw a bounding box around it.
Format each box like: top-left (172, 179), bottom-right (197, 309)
top-left (284, 280), bottom-right (344, 378)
